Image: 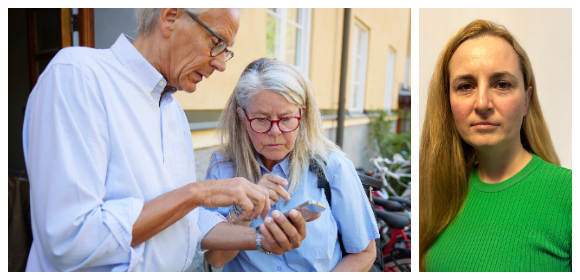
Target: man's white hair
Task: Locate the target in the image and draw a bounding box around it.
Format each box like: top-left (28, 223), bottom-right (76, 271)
top-left (135, 8), bottom-right (210, 37)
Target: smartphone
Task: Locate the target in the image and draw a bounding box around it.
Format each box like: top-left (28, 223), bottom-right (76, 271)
top-left (283, 200), bottom-right (326, 224)
top-left (255, 200), bottom-right (325, 233)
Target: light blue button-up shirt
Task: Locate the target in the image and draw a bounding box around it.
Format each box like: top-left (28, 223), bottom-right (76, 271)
top-left (22, 34), bottom-right (225, 271)
top-left (205, 151), bottom-right (380, 271)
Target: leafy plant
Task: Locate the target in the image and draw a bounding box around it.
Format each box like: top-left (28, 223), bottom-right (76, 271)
top-left (369, 109), bottom-right (411, 161)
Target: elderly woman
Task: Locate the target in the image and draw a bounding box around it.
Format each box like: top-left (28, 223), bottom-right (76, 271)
top-left (419, 19), bottom-right (571, 272)
top-left (203, 58), bottom-right (380, 272)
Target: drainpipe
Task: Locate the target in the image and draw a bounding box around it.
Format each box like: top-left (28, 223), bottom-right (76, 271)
top-left (336, 8), bottom-right (350, 148)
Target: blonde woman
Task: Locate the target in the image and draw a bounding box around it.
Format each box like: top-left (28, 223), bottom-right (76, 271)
top-left (203, 58), bottom-right (380, 271)
top-left (419, 19), bottom-right (571, 272)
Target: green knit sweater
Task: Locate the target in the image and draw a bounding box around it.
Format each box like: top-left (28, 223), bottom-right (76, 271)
top-left (425, 154), bottom-right (572, 272)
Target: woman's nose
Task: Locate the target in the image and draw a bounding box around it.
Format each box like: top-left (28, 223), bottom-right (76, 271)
top-left (268, 121), bottom-right (282, 136)
top-left (474, 87), bottom-right (492, 113)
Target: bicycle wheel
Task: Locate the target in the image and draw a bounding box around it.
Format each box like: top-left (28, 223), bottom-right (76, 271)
top-left (384, 257), bottom-right (411, 272)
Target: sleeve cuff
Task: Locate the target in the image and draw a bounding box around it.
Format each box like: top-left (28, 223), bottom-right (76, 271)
top-left (196, 208), bottom-right (227, 255)
top-left (101, 197), bottom-right (145, 271)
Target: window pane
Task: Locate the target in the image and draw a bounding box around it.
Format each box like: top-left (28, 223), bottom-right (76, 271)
top-left (355, 57), bottom-right (364, 83)
top-left (357, 28), bottom-right (366, 56)
top-left (266, 8), bottom-right (310, 74)
top-left (351, 27), bottom-right (359, 54)
top-left (352, 84), bottom-right (359, 109)
top-left (285, 22), bottom-right (298, 65)
top-left (266, 14), bottom-right (280, 59)
top-left (350, 22), bottom-right (368, 112)
top-left (295, 27), bottom-right (303, 67)
top-left (286, 8), bottom-right (298, 23)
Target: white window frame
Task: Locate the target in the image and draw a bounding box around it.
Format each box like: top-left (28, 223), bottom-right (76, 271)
top-left (384, 47), bottom-right (396, 111)
top-left (349, 20), bottom-right (369, 113)
top-left (266, 8), bottom-right (312, 76)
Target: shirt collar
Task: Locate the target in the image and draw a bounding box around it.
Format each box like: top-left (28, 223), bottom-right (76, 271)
top-left (110, 34), bottom-right (167, 98)
top-left (255, 152), bottom-right (290, 178)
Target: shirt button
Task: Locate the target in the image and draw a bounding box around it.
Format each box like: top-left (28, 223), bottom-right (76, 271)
top-left (277, 267), bottom-right (281, 271)
top-left (159, 81), bottom-right (165, 86)
top-left (146, 87), bottom-right (151, 91)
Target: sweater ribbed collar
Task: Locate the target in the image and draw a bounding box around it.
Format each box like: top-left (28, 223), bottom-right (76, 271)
top-left (470, 153), bottom-right (542, 193)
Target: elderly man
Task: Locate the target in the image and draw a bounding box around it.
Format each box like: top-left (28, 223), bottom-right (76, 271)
top-left (22, 8), bottom-right (307, 272)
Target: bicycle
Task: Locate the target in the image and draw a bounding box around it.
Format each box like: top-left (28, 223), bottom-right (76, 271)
top-left (375, 208), bottom-right (411, 271)
top-left (359, 174), bottom-right (411, 272)
top-left (369, 154), bottom-right (411, 199)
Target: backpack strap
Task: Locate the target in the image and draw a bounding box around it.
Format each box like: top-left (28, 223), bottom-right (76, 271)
top-left (309, 159), bottom-right (385, 271)
top-left (309, 160), bottom-right (347, 257)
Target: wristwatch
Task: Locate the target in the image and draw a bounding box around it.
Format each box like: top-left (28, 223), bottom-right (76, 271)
top-left (255, 226), bottom-right (272, 254)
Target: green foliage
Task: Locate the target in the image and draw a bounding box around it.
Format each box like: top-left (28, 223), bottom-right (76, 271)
top-left (265, 15), bottom-right (278, 58)
top-left (369, 109), bottom-right (411, 161)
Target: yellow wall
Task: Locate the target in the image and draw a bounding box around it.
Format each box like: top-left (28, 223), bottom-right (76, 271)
top-left (406, 14), bottom-right (411, 89)
top-left (309, 8), bottom-right (344, 110)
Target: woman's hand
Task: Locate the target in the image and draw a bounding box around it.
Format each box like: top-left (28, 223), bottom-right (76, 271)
top-left (258, 209), bottom-right (306, 255)
top-left (256, 174), bottom-right (291, 205)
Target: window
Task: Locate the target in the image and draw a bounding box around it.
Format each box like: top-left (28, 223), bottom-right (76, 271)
top-left (349, 21), bottom-right (369, 113)
top-left (266, 8), bottom-right (312, 75)
top-left (384, 47), bottom-right (396, 111)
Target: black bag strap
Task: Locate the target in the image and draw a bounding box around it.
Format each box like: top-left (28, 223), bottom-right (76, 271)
top-left (309, 160), bottom-right (385, 272)
top-left (309, 160), bottom-right (347, 256)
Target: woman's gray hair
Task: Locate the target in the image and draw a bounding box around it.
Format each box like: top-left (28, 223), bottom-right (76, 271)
top-left (214, 58), bottom-right (342, 195)
top-left (135, 8), bottom-right (210, 37)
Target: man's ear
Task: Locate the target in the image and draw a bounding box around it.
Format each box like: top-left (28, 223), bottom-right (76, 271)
top-left (159, 8), bottom-right (178, 37)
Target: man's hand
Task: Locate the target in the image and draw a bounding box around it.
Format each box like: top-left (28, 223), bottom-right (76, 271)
top-left (256, 174), bottom-right (291, 206)
top-left (258, 209), bottom-right (307, 255)
top-left (198, 177), bottom-right (270, 220)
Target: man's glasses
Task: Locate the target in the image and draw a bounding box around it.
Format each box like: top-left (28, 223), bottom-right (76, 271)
top-left (243, 108), bottom-right (302, 133)
top-left (182, 9), bottom-right (234, 62)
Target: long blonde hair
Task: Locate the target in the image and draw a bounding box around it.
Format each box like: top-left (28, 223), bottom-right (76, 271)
top-left (419, 19), bottom-right (560, 271)
top-left (213, 58), bottom-right (341, 195)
